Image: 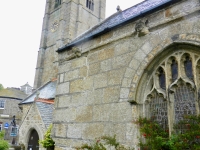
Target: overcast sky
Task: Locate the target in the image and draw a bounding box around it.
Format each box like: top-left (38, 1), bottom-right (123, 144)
top-left (0, 0), bottom-right (143, 88)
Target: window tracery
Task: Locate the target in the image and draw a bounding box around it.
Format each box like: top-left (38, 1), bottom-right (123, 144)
top-left (171, 58), bottom-right (178, 82)
top-left (142, 49), bottom-right (200, 133)
top-left (86, 0), bottom-right (94, 11)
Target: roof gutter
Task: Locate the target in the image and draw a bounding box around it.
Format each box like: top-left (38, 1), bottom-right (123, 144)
top-left (57, 0), bottom-right (180, 52)
top-left (0, 96), bottom-right (23, 100)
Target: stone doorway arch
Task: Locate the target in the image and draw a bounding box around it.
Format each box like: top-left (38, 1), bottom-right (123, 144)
top-left (27, 129), bottom-right (39, 150)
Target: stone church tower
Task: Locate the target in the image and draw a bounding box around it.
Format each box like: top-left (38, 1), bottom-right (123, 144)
top-left (33, 0), bottom-right (106, 89)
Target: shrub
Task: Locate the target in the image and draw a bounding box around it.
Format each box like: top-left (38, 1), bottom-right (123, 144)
top-left (138, 115), bottom-right (200, 150)
top-left (0, 131), bottom-right (9, 150)
top-left (75, 135), bottom-right (134, 150)
top-left (39, 124), bottom-right (55, 148)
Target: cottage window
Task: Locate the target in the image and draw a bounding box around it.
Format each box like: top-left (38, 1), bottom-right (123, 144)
top-left (139, 47), bottom-right (200, 133)
top-left (0, 100), bottom-right (5, 109)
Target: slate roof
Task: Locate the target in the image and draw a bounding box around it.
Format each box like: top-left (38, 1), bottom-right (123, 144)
top-left (57, 0), bottom-right (179, 52)
top-left (20, 80), bottom-right (57, 104)
top-left (36, 102), bottom-right (54, 128)
top-left (0, 88), bottom-right (27, 100)
top-left (19, 80), bottom-right (56, 128)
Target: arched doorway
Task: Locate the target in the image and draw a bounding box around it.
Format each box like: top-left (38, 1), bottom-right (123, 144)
top-left (28, 129), bottom-right (39, 150)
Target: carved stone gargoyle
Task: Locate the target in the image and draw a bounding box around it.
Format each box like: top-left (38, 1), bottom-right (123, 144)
top-left (135, 20), bottom-right (149, 37)
top-left (63, 47), bottom-right (82, 61)
top-left (72, 47), bottom-right (81, 57)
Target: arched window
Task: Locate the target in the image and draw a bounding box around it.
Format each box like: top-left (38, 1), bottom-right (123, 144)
top-left (158, 67), bottom-right (166, 90)
top-left (171, 59), bottom-right (178, 82)
top-left (184, 55), bottom-right (193, 79)
top-left (138, 48), bottom-right (200, 134)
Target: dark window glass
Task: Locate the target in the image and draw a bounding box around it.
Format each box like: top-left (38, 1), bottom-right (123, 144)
top-left (146, 93), bottom-right (168, 130)
top-left (86, 0), bottom-right (94, 11)
top-left (184, 56), bottom-right (193, 79)
top-left (171, 59), bottom-right (178, 82)
top-left (55, 0), bottom-right (61, 8)
top-left (0, 100), bottom-right (5, 108)
top-left (174, 85), bottom-right (196, 124)
top-left (159, 68), bottom-right (166, 90)
top-left (86, 0), bottom-right (89, 8)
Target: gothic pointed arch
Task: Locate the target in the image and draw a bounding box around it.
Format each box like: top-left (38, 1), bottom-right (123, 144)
top-left (135, 44), bottom-right (200, 133)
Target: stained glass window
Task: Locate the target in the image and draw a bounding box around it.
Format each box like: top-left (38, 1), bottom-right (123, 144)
top-left (184, 56), bottom-right (193, 79)
top-left (144, 51), bottom-right (200, 133)
top-left (147, 93), bottom-right (168, 129)
top-left (174, 85), bottom-right (196, 124)
top-left (159, 68), bottom-right (166, 90)
top-left (171, 59), bottom-right (178, 82)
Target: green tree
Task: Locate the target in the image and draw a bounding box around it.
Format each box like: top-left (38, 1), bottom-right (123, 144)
top-left (0, 84), bottom-right (4, 90)
top-left (0, 131), bottom-right (9, 150)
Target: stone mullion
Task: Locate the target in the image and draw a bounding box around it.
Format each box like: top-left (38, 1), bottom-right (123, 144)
top-left (163, 59), bottom-right (173, 135)
top-left (193, 54), bottom-right (200, 115)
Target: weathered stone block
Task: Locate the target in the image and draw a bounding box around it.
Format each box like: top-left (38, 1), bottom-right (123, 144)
top-left (110, 102), bottom-right (132, 122)
top-left (59, 73), bottom-right (64, 83)
top-left (54, 123), bottom-right (67, 137)
top-left (75, 105), bottom-right (93, 122)
top-left (70, 77), bottom-right (93, 93)
top-left (79, 66), bottom-right (88, 77)
top-left (100, 59), bottom-right (112, 72)
top-left (103, 86), bottom-right (120, 103)
top-left (67, 124), bottom-right (82, 138)
top-left (71, 92), bottom-right (87, 107)
top-left (87, 89), bottom-right (103, 105)
top-left (89, 62), bottom-right (100, 75)
top-left (56, 82), bottom-right (70, 95)
top-left (101, 32), bottom-right (113, 41)
top-left (98, 48), bottom-right (114, 61)
top-left (82, 123), bottom-right (104, 139)
top-left (141, 42), bottom-right (152, 54)
top-left (64, 69), bottom-right (79, 81)
top-left (54, 108), bottom-right (76, 122)
top-left (94, 73), bottom-right (107, 89)
top-left (71, 57), bottom-right (87, 68)
top-left (112, 53), bottom-right (133, 69)
top-left (114, 40), bottom-right (130, 56)
top-left (132, 50), bottom-right (146, 62)
top-left (108, 69), bottom-right (125, 86)
top-left (122, 78), bottom-right (132, 88)
top-left (88, 51), bottom-right (99, 63)
top-left (124, 68), bottom-right (136, 78)
top-left (58, 95), bottom-right (71, 108)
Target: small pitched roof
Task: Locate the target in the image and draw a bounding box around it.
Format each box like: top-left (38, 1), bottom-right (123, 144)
top-left (0, 88), bottom-right (27, 100)
top-left (19, 80), bottom-right (56, 128)
top-left (20, 82), bottom-right (32, 88)
top-left (58, 0), bottom-right (179, 52)
top-left (20, 79), bottom-right (57, 104)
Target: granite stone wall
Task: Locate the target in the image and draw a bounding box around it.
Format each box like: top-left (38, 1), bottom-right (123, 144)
top-left (18, 104), bottom-right (46, 150)
top-left (53, 0), bottom-right (200, 149)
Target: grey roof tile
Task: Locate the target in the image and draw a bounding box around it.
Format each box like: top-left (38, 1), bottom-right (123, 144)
top-left (58, 0), bottom-right (179, 52)
top-left (36, 102), bottom-right (54, 128)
